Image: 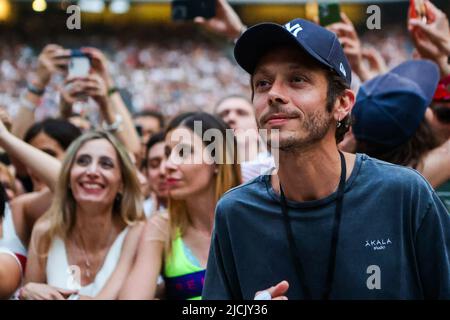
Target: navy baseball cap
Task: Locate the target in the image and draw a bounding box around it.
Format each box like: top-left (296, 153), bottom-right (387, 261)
top-left (234, 18), bottom-right (352, 86)
top-left (352, 60), bottom-right (440, 148)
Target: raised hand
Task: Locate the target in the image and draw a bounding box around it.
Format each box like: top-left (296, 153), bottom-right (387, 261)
top-left (409, 0), bottom-right (450, 56)
top-left (80, 47), bottom-right (114, 89)
top-left (32, 44), bottom-right (70, 90)
top-left (194, 0), bottom-right (245, 41)
top-left (327, 12), bottom-right (371, 81)
top-left (61, 74), bottom-right (109, 109)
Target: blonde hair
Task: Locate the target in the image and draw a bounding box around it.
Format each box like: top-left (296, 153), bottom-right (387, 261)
top-left (165, 112), bottom-right (242, 255)
top-left (38, 131), bottom-right (144, 256)
top-left (0, 163), bottom-right (17, 196)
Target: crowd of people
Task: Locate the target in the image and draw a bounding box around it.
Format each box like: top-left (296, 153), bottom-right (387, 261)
top-left (0, 20), bottom-right (416, 121)
top-left (0, 27), bottom-right (251, 120)
top-left (0, 0), bottom-right (449, 300)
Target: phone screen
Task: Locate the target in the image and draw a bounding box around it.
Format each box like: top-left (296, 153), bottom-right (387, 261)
top-left (319, 2), bottom-right (341, 26)
top-left (172, 0), bottom-right (215, 21)
top-left (68, 56), bottom-right (90, 79)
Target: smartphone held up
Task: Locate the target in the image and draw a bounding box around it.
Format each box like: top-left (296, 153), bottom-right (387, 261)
top-left (306, 1), bottom-right (341, 26)
top-left (68, 49), bottom-right (91, 79)
top-left (171, 0), bottom-right (216, 21)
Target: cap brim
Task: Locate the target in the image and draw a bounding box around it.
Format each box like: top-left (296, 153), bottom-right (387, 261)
top-left (390, 60), bottom-right (440, 104)
top-left (234, 23), bottom-right (333, 75)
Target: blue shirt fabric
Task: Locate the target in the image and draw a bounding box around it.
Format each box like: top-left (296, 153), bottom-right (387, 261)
top-left (202, 154), bottom-right (450, 300)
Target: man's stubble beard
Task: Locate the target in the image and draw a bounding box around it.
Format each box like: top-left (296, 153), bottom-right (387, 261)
top-left (266, 108), bottom-right (334, 154)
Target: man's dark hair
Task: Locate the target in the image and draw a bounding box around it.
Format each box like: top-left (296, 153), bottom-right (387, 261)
top-left (325, 69), bottom-right (351, 144)
top-left (431, 104), bottom-right (450, 124)
top-left (355, 120), bottom-right (439, 169)
top-left (0, 181), bottom-right (7, 220)
top-left (24, 118), bottom-right (82, 151)
top-left (144, 131), bottom-right (165, 170)
top-left (250, 66), bottom-right (350, 144)
top-left (133, 110), bottom-right (165, 129)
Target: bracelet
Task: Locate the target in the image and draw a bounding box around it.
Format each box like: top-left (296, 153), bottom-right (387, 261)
top-left (20, 92), bottom-right (40, 112)
top-left (102, 114), bottom-right (123, 133)
top-left (107, 87), bottom-right (119, 97)
top-left (27, 82), bottom-right (45, 96)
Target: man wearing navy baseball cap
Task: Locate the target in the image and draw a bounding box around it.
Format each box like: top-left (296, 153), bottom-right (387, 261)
top-left (352, 60), bottom-right (450, 212)
top-left (203, 18), bottom-right (450, 300)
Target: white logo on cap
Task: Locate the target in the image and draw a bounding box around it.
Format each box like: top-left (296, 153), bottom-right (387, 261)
top-left (339, 62), bottom-right (347, 77)
top-left (284, 22), bottom-right (303, 37)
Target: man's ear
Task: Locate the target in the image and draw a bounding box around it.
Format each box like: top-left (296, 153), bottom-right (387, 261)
top-left (334, 89), bottom-right (355, 121)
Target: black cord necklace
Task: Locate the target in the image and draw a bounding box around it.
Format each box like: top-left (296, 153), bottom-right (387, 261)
top-left (279, 151), bottom-right (346, 300)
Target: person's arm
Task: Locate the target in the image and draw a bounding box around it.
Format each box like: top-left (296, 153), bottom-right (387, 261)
top-left (327, 13), bottom-right (374, 82)
top-left (81, 47), bottom-right (141, 158)
top-left (361, 47), bottom-right (388, 77)
top-left (414, 190), bottom-right (450, 299)
top-left (10, 189), bottom-right (53, 248)
top-left (12, 44), bottom-right (70, 139)
top-left (194, 0), bottom-right (246, 42)
top-left (0, 120), bottom-right (61, 192)
top-left (0, 253), bottom-right (22, 299)
top-left (58, 78), bottom-right (81, 120)
top-left (118, 215), bottom-right (166, 300)
top-left (79, 222), bottom-right (145, 300)
top-left (420, 139), bottom-right (450, 188)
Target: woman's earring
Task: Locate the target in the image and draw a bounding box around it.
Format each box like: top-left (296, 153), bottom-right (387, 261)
top-left (114, 193), bottom-right (123, 208)
top-left (337, 115), bottom-right (342, 128)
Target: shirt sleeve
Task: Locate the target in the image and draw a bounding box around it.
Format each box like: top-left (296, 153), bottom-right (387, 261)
top-left (415, 192), bottom-right (450, 299)
top-left (202, 203), bottom-right (243, 300)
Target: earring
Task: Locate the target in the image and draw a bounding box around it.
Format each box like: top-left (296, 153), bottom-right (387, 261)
top-left (114, 193), bottom-right (123, 208)
top-left (337, 115), bottom-right (342, 128)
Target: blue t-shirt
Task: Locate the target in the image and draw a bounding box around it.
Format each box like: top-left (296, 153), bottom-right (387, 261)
top-left (203, 154), bottom-right (450, 299)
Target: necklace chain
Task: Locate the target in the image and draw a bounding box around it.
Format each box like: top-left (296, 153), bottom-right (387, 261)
top-left (76, 226), bottom-right (115, 280)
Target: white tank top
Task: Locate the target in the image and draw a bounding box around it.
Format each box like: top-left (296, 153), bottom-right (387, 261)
top-left (0, 203), bottom-right (27, 272)
top-left (46, 227), bottom-right (129, 297)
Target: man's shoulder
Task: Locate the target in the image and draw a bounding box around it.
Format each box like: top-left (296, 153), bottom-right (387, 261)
top-left (359, 154), bottom-right (434, 192)
top-left (217, 175), bottom-right (268, 211)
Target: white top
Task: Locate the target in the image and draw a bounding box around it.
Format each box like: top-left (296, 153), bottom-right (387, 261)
top-left (0, 203), bottom-right (27, 258)
top-left (143, 198), bottom-right (154, 218)
top-left (143, 197), bottom-right (166, 218)
top-left (240, 152), bottom-right (275, 182)
top-left (46, 227), bottom-right (129, 297)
